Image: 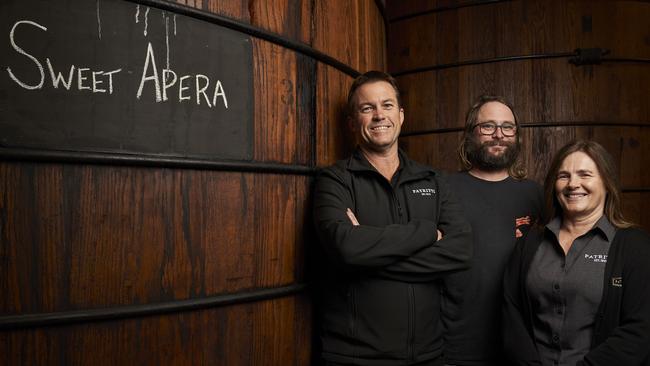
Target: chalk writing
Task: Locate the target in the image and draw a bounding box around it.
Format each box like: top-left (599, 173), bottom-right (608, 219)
top-left (6, 20), bottom-right (46, 90)
top-left (144, 6), bottom-right (149, 36)
top-left (96, 0), bottom-right (102, 39)
top-left (6, 17), bottom-right (227, 108)
top-left (7, 20), bottom-right (122, 94)
top-left (1, 0), bottom-right (252, 161)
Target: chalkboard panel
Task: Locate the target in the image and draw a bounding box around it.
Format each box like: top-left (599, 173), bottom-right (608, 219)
top-left (0, 0), bottom-right (253, 161)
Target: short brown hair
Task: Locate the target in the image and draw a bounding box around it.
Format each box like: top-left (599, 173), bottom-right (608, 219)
top-left (347, 71), bottom-right (401, 117)
top-left (458, 95), bottom-right (527, 179)
top-left (543, 140), bottom-right (633, 228)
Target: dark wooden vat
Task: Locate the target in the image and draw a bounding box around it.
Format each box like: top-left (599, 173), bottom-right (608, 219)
top-left (0, 0), bottom-right (385, 365)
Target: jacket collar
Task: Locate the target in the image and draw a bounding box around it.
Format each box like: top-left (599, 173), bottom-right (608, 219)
top-left (345, 147), bottom-right (435, 182)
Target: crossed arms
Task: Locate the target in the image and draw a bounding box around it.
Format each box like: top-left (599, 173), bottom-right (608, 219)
top-left (313, 169), bottom-right (472, 282)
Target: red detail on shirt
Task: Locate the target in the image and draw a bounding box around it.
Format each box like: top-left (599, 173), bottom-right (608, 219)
top-left (515, 216), bottom-right (531, 238)
top-left (515, 216), bottom-right (531, 227)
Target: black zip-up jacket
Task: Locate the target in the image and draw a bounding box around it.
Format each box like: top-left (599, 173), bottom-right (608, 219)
top-left (503, 225), bottom-right (650, 366)
top-left (313, 149), bottom-right (473, 365)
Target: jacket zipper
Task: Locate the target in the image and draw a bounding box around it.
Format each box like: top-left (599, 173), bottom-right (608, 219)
top-left (348, 285), bottom-right (356, 337)
top-left (408, 284), bottom-right (415, 361)
top-left (390, 186), bottom-right (405, 224)
top-left (394, 179), bottom-right (413, 360)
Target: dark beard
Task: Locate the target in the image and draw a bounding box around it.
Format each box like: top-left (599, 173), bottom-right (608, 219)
top-left (466, 138), bottom-right (519, 171)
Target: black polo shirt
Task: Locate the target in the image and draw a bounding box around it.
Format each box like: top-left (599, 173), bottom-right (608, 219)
top-left (526, 216), bottom-right (616, 366)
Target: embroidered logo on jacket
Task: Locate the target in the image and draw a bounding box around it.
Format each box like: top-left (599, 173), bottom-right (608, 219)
top-left (611, 277), bottom-right (623, 287)
top-left (515, 216), bottom-right (532, 238)
top-left (584, 253), bottom-right (608, 263)
top-left (411, 188), bottom-right (436, 196)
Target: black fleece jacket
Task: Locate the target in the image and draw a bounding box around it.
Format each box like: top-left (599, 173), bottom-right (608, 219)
top-left (313, 149), bottom-right (472, 365)
top-left (503, 224), bottom-right (650, 366)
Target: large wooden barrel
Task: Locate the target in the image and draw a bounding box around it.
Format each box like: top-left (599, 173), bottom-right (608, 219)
top-left (387, 0), bottom-right (650, 230)
top-left (0, 0), bottom-right (384, 364)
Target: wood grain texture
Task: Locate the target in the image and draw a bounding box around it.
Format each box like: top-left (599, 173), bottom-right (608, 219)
top-left (248, 0), bottom-right (312, 43)
top-left (200, 0), bottom-right (313, 45)
top-left (389, 0), bottom-right (650, 73)
top-left (252, 39), bottom-right (315, 164)
top-left (312, 0), bottom-right (360, 70)
top-left (192, 0), bottom-right (385, 72)
top-left (315, 64), bottom-right (355, 167)
top-left (0, 163), bottom-right (307, 315)
top-left (2, 1), bottom-right (386, 365)
top-left (387, 0), bottom-right (494, 20)
top-left (359, 0), bottom-right (388, 72)
top-left (313, 0), bottom-right (386, 72)
top-left (175, 0), bottom-right (205, 11)
top-left (397, 61), bottom-right (650, 134)
top-left (203, 0), bottom-right (249, 22)
top-left (0, 295), bottom-right (310, 366)
top-left (399, 132), bottom-right (463, 173)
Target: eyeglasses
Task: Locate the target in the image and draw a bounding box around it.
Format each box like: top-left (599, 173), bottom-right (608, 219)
top-left (473, 122), bottom-right (517, 137)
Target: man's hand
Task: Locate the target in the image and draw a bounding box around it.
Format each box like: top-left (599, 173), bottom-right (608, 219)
top-left (437, 229), bottom-right (443, 241)
top-left (346, 208), bottom-right (360, 226)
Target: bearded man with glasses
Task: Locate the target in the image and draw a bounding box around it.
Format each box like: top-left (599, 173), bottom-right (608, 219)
top-left (441, 95), bottom-right (543, 366)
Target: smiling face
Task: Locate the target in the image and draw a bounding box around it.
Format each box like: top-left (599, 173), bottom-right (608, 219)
top-left (349, 81), bottom-right (404, 154)
top-left (475, 102), bottom-right (517, 156)
top-left (554, 151), bottom-right (607, 221)
top-left (465, 101), bottom-right (520, 173)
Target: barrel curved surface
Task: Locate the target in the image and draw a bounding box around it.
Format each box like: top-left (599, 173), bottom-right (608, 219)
top-left (0, 0), bottom-right (386, 364)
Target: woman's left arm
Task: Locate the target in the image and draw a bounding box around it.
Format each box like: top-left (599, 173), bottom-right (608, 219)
top-left (580, 232), bottom-right (650, 366)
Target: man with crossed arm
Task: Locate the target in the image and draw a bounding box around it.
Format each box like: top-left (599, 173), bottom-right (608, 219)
top-left (313, 71), bottom-right (472, 366)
